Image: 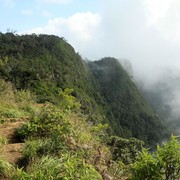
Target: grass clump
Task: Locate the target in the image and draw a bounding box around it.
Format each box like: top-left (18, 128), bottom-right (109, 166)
top-left (0, 157), bottom-right (15, 178)
top-left (0, 79), bottom-right (38, 121)
top-left (13, 155), bottom-right (102, 180)
top-left (0, 136), bottom-right (7, 148)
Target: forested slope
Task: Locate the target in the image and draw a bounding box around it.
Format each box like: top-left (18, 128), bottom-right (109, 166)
top-left (88, 58), bottom-right (167, 146)
top-left (0, 32), bottom-right (168, 146)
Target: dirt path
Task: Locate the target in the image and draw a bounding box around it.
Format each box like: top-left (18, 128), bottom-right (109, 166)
top-left (0, 120), bottom-right (25, 164)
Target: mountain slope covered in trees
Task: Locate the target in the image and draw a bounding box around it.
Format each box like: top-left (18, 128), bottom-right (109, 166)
top-left (0, 32), bottom-right (168, 146)
top-left (88, 58), bottom-right (167, 145)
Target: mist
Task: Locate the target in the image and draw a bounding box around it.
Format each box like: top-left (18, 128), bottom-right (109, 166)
top-left (21, 0), bottom-right (180, 133)
top-left (133, 66), bottom-right (180, 134)
top-left (96, 0), bottom-right (180, 134)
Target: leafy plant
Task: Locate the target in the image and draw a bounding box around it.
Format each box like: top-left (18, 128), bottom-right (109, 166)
top-left (108, 136), bottom-right (143, 164)
top-left (16, 104), bottom-right (71, 139)
top-left (131, 135), bottom-right (180, 180)
top-left (131, 148), bottom-right (161, 180)
top-left (0, 108), bottom-right (22, 118)
top-left (157, 135), bottom-right (180, 180)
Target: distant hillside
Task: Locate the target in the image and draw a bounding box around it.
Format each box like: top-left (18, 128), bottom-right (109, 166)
top-left (0, 32), bottom-right (168, 146)
top-left (88, 58), bottom-right (168, 146)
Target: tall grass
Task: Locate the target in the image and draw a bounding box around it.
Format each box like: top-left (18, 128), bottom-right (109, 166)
top-left (0, 79), bottom-right (37, 121)
top-left (0, 136), bottom-right (7, 148)
top-left (13, 155), bottom-right (102, 179)
top-left (0, 157), bottom-right (15, 178)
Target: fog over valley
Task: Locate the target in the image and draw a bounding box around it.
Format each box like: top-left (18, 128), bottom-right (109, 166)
top-left (1, 0), bottom-right (180, 134)
top-left (1, 1), bottom-right (180, 178)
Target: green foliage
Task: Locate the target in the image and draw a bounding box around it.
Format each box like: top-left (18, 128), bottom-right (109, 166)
top-left (16, 104), bottom-right (71, 140)
top-left (0, 79), bottom-right (37, 120)
top-left (0, 108), bottom-right (21, 118)
top-left (157, 135), bottom-right (180, 180)
top-left (23, 137), bottom-right (67, 160)
top-left (131, 135), bottom-right (180, 180)
top-left (0, 33), bottom-right (168, 147)
top-left (88, 57), bottom-right (168, 146)
top-left (0, 157), bottom-right (15, 178)
top-left (58, 88), bottom-right (81, 110)
top-left (131, 148), bottom-right (161, 180)
top-left (13, 155), bottom-right (102, 180)
top-left (0, 33), bottom-right (175, 179)
top-left (15, 90), bottom-right (35, 105)
top-left (0, 79), bottom-right (16, 109)
top-left (108, 136), bottom-right (143, 164)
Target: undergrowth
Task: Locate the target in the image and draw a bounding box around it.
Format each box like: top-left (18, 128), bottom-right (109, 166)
top-left (13, 89), bottom-right (131, 179)
top-left (0, 79), bottom-right (39, 123)
top-left (1, 80), bottom-right (179, 179)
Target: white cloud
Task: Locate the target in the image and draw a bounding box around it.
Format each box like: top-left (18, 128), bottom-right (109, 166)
top-left (144, 0), bottom-right (180, 42)
top-left (37, 0), bottom-right (71, 4)
top-left (25, 12), bottom-right (101, 53)
top-left (21, 9), bottom-right (33, 16)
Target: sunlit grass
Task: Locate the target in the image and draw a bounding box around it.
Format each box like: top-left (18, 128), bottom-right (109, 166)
top-left (0, 157), bottom-right (15, 178)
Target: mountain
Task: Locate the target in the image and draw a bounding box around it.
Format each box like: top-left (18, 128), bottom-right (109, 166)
top-left (0, 32), bottom-right (168, 146)
top-left (88, 58), bottom-right (168, 146)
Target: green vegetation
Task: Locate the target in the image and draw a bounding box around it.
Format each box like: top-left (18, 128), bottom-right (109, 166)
top-left (0, 32), bottom-right (176, 179)
top-left (0, 157), bottom-right (15, 178)
top-left (0, 136), bottom-right (7, 147)
top-left (0, 84), bottom-right (177, 179)
top-left (131, 135), bottom-right (180, 180)
top-left (88, 58), bottom-right (168, 146)
top-left (0, 32), bottom-right (168, 146)
top-left (0, 79), bottom-right (37, 124)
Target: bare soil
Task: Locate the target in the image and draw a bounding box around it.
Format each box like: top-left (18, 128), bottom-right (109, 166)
top-left (0, 120), bottom-right (25, 164)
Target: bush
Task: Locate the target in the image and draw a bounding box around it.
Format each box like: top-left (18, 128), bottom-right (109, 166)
top-left (157, 135), bottom-right (180, 180)
top-left (131, 135), bottom-right (180, 180)
top-left (131, 148), bottom-right (161, 180)
top-left (0, 108), bottom-right (22, 118)
top-left (16, 105), bottom-right (71, 140)
top-left (108, 136), bottom-right (143, 164)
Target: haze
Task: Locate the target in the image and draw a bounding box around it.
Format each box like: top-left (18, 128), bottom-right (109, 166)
top-left (1, 0), bottom-right (180, 131)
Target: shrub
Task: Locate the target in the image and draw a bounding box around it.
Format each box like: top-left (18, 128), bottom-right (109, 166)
top-left (131, 148), bottom-right (161, 180)
top-left (16, 105), bottom-right (71, 140)
top-left (131, 135), bottom-right (180, 180)
top-left (157, 135), bottom-right (180, 180)
top-left (108, 136), bottom-right (143, 164)
top-left (0, 108), bottom-right (21, 118)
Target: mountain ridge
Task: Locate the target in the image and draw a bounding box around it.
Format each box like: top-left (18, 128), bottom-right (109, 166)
top-left (0, 32), bottom-right (169, 146)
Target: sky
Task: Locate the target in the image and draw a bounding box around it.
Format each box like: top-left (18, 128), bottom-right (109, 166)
top-left (1, 0), bottom-right (180, 81)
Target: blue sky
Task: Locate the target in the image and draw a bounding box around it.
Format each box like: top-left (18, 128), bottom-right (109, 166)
top-left (0, 0), bottom-right (100, 32)
top-left (1, 0), bottom-right (180, 82)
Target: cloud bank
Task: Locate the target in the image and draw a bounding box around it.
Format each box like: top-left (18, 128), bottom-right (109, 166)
top-left (25, 12), bottom-right (102, 54)
top-left (24, 0), bottom-right (180, 79)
